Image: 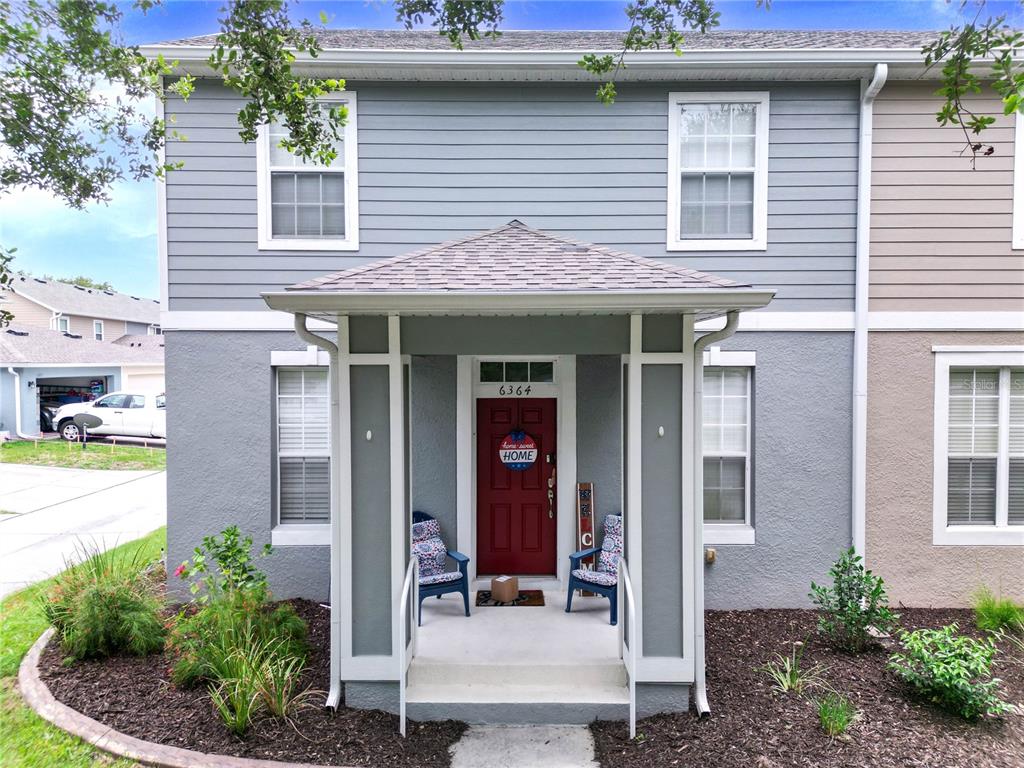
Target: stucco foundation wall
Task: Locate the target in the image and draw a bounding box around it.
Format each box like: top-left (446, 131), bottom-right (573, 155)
top-left (866, 331), bottom-right (1024, 606)
top-left (704, 332), bottom-right (854, 609)
top-left (165, 330), bottom-right (330, 601)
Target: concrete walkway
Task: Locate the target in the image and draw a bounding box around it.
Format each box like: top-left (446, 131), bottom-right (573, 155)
top-left (450, 725), bottom-right (599, 768)
top-left (0, 464), bottom-right (166, 598)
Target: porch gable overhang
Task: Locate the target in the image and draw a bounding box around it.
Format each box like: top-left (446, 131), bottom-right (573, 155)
top-left (261, 220), bottom-right (776, 321)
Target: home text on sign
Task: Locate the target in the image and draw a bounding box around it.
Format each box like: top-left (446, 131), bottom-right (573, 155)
top-left (498, 431), bottom-right (538, 471)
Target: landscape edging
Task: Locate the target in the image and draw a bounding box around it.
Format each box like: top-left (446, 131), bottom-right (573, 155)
top-left (17, 628), bottom-right (355, 768)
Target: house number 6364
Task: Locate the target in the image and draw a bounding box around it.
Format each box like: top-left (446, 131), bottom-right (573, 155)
top-left (498, 385), bottom-right (531, 396)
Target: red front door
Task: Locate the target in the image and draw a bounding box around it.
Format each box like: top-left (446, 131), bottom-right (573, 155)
top-left (477, 398), bottom-right (557, 575)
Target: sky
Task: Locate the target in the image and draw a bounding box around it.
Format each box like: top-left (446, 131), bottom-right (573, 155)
top-left (2, 0), bottom-right (1022, 299)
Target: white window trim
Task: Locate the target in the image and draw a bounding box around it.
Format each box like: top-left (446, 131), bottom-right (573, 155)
top-left (56, 315), bottom-right (69, 333)
top-left (702, 363), bottom-right (755, 545)
top-left (256, 92), bottom-right (359, 251)
top-left (93, 319), bottom-right (104, 341)
top-left (932, 349), bottom-right (1024, 545)
top-left (1013, 111), bottom-right (1024, 250)
top-left (666, 90), bottom-right (770, 252)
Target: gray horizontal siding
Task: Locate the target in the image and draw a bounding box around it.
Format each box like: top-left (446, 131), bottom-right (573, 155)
top-left (165, 80), bottom-right (860, 311)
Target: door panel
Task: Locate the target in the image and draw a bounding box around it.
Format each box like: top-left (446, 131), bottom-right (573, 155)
top-left (477, 397), bottom-right (557, 575)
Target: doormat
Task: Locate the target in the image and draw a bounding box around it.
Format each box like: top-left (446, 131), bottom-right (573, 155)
top-left (475, 590), bottom-right (546, 607)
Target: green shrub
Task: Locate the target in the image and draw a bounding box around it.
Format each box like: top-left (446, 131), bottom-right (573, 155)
top-left (42, 541), bottom-right (165, 661)
top-left (809, 548), bottom-right (897, 652)
top-left (759, 641), bottom-right (826, 695)
top-left (816, 692), bottom-right (857, 737)
top-left (888, 624), bottom-right (1010, 720)
top-left (175, 525), bottom-right (272, 603)
top-left (169, 588), bottom-right (305, 688)
top-left (972, 588), bottom-right (1024, 633)
top-left (169, 528), bottom-right (310, 734)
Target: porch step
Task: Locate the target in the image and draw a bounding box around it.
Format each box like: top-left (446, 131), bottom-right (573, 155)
top-left (405, 659), bottom-right (630, 724)
top-left (409, 659), bottom-right (627, 687)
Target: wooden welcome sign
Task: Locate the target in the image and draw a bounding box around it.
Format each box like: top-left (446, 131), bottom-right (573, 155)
top-left (576, 482), bottom-right (596, 596)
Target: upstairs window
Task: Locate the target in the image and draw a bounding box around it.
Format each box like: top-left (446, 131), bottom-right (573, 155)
top-left (257, 95), bottom-right (359, 251)
top-left (56, 316), bottom-right (69, 333)
top-left (93, 320), bottom-right (104, 341)
top-left (933, 350), bottom-right (1024, 545)
top-left (667, 92), bottom-right (769, 251)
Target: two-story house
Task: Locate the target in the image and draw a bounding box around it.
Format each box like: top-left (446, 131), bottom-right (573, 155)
top-left (864, 82), bottom-right (1024, 605)
top-left (0, 276), bottom-right (165, 437)
top-left (144, 29), bottom-right (1021, 729)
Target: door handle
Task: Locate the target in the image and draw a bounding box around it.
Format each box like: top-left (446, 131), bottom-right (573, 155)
top-left (547, 488), bottom-right (554, 518)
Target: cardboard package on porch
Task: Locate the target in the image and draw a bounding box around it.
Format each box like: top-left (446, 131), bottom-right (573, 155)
top-left (490, 575), bottom-right (519, 602)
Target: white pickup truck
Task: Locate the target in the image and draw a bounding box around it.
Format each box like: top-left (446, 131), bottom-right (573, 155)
top-left (54, 391), bottom-right (166, 441)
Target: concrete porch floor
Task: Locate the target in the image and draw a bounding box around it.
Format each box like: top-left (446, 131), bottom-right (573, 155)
top-left (417, 588), bottom-right (618, 664)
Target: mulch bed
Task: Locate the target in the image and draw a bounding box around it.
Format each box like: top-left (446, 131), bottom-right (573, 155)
top-left (592, 609), bottom-right (1024, 768)
top-left (38, 599), bottom-right (465, 768)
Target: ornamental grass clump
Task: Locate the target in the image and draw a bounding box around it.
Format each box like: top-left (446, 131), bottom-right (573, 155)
top-left (815, 692), bottom-right (858, 737)
top-left (170, 526), bottom-right (311, 735)
top-left (810, 548), bottom-right (897, 652)
top-left (42, 540), bottom-right (165, 662)
top-left (972, 588), bottom-right (1024, 634)
top-left (888, 623), bottom-right (1011, 720)
top-left (759, 640), bottom-right (827, 695)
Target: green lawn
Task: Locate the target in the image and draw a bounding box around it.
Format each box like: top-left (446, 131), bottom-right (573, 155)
top-left (0, 440), bottom-right (166, 471)
top-left (0, 527), bottom-right (165, 768)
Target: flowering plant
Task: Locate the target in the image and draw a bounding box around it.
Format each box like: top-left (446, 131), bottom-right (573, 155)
top-left (176, 525), bottom-right (272, 603)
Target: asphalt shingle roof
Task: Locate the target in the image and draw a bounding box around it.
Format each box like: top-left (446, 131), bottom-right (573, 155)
top-left (163, 29), bottom-right (937, 50)
top-left (0, 327), bottom-right (164, 366)
top-left (7, 275), bottom-right (159, 325)
top-left (290, 220), bottom-right (745, 293)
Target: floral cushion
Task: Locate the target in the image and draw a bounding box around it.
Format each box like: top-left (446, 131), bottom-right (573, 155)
top-left (572, 568), bottom-right (617, 587)
top-left (413, 535), bottom-right (448, 578)
top-left (597, 515), bottom-right (623, 576)
top-left (411, 518), bottom-right (442, 542)
top-left (419, 571), bottom-right (463, 586)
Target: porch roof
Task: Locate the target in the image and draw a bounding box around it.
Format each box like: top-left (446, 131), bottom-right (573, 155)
top-left (263, 220), bottom-right (775, 318)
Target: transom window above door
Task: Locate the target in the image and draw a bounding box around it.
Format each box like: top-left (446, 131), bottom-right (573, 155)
top-left (667, 91), bottom-right (769, 252)
top-left (479, 360), bottom-right (555, 384)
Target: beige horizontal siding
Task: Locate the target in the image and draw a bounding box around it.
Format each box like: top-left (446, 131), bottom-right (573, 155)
top-left (1, 290), bottom-right (53, 329)
top-left (870, 81), bottom-right (1024, 312)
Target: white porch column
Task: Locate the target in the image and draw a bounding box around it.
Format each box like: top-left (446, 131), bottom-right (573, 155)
top-left (388, 315), bottom-right (407, 659)
top-left (330, 315), bottom-right (353, 703)
top-left (626, 314), bottom-right (644, 652)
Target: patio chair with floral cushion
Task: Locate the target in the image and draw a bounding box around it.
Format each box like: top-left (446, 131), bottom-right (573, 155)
top-left (411, 511), bottom-right (470, 625)
top-left (565, 514), bottom-right (622, 625)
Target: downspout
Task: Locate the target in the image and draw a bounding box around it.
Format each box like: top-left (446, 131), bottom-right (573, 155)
top-left (691, 310), bottom-right (741, 715)
top-left (293, 313), bottom-right (343, 709)
top-left (853, 63), bottom-right (888, 560)
top-left (6, 368), bottom-right (35, 439)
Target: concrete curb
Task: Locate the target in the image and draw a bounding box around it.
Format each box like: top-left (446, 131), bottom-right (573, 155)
top-left (17, 628), bottom-right (355, 768)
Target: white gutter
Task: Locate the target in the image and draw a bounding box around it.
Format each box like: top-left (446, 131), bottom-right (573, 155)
top-left (6, 367), bottom-right (35, 439)
top-left (293, 313), bottom-right (343, 710)
top-left (691, 310), bottom-right (741, 715)
top-left (852, 63), bottom-right (888, 561)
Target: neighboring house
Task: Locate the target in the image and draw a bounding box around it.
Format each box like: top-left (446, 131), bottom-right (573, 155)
top-left (0, 275), bottom-right (166, 437)
top-left (864, 82), bottom-right (1024, 606)
top-left (0, 326), bottom-right (165, 438)
top-left (2, 274), bottom-right (162, 338)
top-left (143, 29), bottom-right (1021, 726)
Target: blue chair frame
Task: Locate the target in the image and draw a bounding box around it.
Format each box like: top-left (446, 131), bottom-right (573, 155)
top-left (412, 511), bottom-right (471, 626)
top-left (565, 547), bottom-right (618, 626)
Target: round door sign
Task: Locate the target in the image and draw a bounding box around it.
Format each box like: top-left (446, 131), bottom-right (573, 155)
top-left (499, 431), bottom-right (538, 471)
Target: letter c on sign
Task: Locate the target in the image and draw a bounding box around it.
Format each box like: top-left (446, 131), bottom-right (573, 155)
top-left (582, 532), bottom-right (593, 547)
